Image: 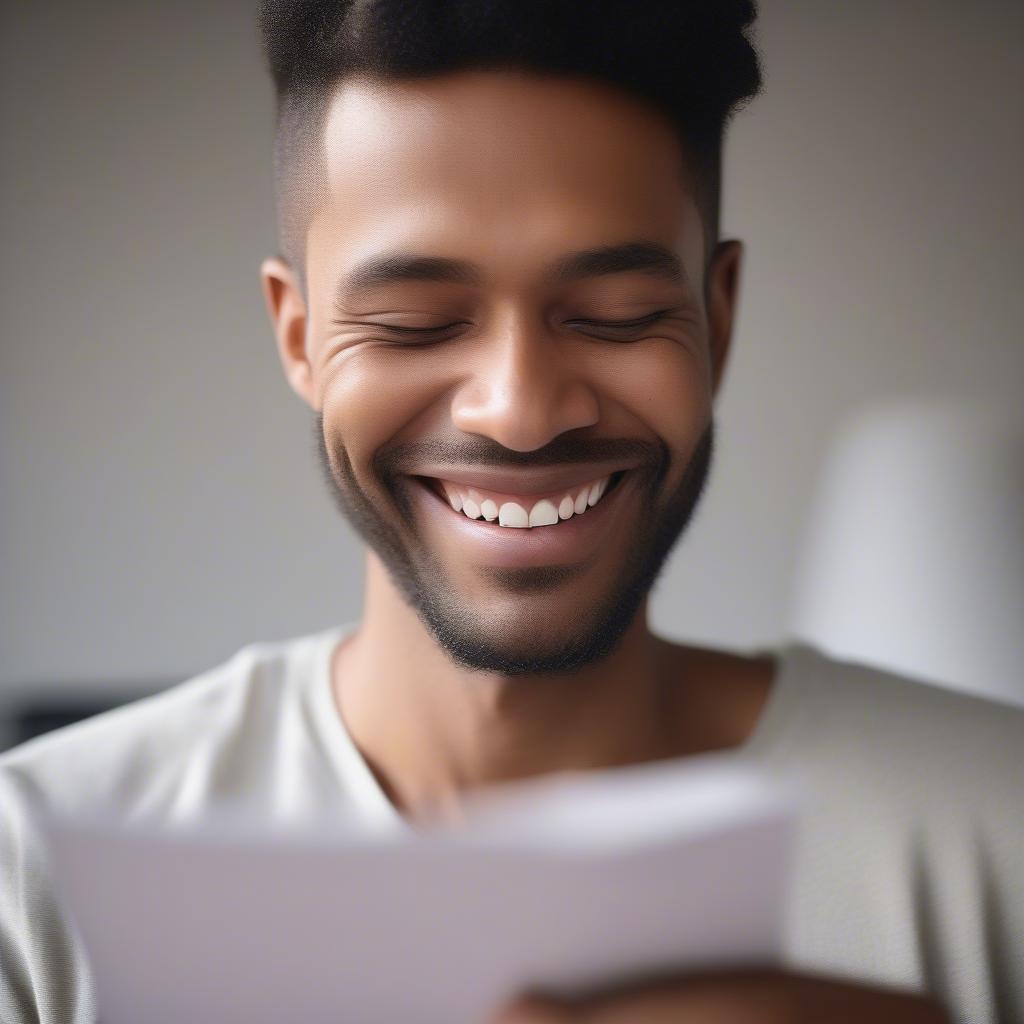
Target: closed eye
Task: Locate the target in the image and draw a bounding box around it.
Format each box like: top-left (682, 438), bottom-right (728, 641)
top-left (569, 310), bottom-right (672, 330)
top-left (357, 321), bottom-right (469, 334)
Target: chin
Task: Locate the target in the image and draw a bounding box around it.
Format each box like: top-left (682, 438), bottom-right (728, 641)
top-left (414, 586), bottom-right (636, 676)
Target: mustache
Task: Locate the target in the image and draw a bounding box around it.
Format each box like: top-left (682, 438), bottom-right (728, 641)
top-left (374, 434), bottom-right (667, 479)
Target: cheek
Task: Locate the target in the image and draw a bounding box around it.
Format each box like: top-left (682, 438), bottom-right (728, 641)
top-left (321, 348), bottom-right (450, 483)
top-left (598, 341), bottom-right (710, 455)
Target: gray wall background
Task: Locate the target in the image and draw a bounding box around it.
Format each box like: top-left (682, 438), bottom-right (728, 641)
top-left (2, 0), bottom-right (1022, 695)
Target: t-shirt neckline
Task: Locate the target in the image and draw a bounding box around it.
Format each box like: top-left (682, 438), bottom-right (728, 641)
top-left (302, 622), bottom-right (812, 826)
top-left (304, 622), bottom-right (409, 830)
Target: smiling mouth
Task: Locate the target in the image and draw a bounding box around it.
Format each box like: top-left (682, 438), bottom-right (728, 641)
top-left (415, 470), bottom-right (628, 529)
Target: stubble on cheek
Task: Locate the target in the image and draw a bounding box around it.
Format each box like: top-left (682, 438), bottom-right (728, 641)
top-left (315, 413), bottom-right (412, 561)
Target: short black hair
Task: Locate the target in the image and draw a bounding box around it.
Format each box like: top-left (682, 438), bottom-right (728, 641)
top-left (258, 0), bottom-right (764, 297)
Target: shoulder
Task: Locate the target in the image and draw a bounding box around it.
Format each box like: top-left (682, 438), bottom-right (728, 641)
top-left (0, 626), bottom-right (342, 1023)
top-left (783, 644), bottom-right (1023, 771)
top-left (765, 647), bottom-right (1024, 1003)
top-left (0, 627), bottom-right (338, 820)
top-left (767, 643), bottom-right (1024, 832)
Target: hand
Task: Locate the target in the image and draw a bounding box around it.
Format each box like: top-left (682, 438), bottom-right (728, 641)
top-left (488, 968), bottom-right (951, 1023)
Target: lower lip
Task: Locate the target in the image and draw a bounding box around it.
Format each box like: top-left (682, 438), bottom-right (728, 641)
top-left (407, 472), bottom-right (634, 569)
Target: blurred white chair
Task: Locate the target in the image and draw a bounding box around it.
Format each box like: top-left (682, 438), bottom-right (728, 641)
top-left (791, 397), bottom-right (1024, 706)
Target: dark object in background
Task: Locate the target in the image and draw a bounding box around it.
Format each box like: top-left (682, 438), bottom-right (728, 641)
top-left (0, 689), bottom-right (163, 753)
top-left (14, 700), bottom-right (125, 747)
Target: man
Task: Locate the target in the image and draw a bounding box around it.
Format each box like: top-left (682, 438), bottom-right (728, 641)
top-left (1, 1), bottom-right (1021, 1022)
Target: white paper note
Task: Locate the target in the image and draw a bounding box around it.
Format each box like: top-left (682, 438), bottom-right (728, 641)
top-left (44, 757), bottom-right (797, 1024)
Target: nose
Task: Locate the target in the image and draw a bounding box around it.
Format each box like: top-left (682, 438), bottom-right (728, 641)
top-left (450, 316), bottom-right (601, 452)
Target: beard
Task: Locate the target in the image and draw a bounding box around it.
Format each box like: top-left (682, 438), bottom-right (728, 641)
top-left (315, 415), bottom-right (715, 675)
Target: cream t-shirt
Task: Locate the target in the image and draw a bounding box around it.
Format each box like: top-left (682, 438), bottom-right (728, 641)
top-left (1, 624), bottom-right (1021, 1024)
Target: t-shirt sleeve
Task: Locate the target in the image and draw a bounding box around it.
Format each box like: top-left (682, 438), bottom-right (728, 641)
top-left (0, 767), bottom-right (96, 1024)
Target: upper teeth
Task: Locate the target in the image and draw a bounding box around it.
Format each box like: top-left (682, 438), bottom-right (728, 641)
top-left (440, 475), bottom-right (613, 528)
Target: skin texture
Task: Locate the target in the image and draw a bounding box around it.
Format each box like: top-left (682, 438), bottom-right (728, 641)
top-left (260, 69), bottom-right (948, 1022)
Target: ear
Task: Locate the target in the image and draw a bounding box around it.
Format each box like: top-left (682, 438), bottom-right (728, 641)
top-left (260, 256), bottom-right (318, 411)
top-left (704, 239), bottom-right (744, 401)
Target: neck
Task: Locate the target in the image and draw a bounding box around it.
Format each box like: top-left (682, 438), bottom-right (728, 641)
top-left (331, 553), bottom-right (773, 824)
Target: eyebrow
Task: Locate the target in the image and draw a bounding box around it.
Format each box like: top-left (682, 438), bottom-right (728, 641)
top-left (336, 240), bottom-right (688, 306)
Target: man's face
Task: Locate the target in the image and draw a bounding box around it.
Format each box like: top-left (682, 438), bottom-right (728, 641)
top-left (274, 71), bottom-right (736, 674)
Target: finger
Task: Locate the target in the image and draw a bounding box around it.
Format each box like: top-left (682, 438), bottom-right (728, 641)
top-left (489, 992), bottom-right (576, 1024)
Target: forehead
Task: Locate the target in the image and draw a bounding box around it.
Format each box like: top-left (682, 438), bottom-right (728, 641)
top-left (309, 70), bottom-right (704, 289)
